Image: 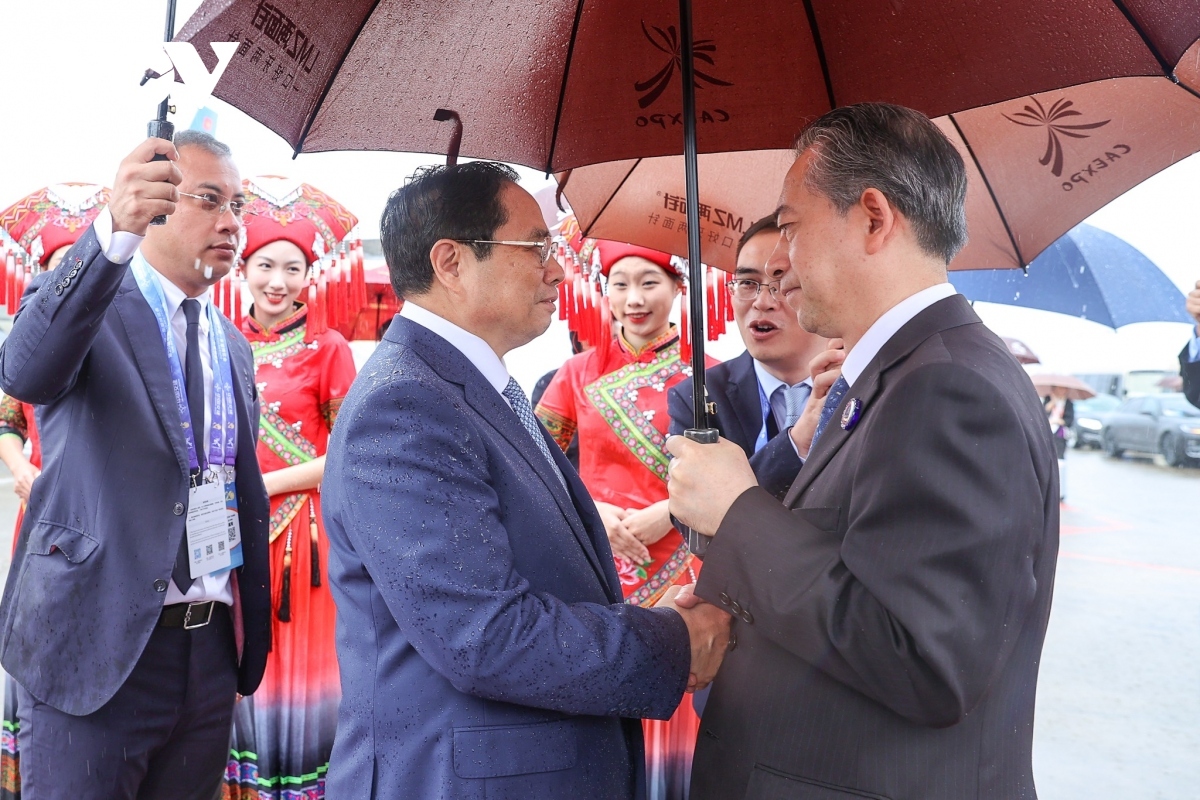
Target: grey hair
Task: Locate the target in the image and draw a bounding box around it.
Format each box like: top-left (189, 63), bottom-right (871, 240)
top-left (793, 103), bottom-right (967, 264)
top-left (173, 129), bottom-right (232, 158)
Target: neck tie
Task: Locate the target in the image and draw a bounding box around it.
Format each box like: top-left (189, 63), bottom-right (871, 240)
top-left (502, 378), bottom-right (568, 491)
top-left (173, 298), bottom-right (205, 592)
top-left (783, 383), bottom-right (812, 428)
top-left (810, 375), bottom-right (849, 452)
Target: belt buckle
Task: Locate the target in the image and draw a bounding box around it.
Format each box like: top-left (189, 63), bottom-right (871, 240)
top-left (182, 601), bottom-right (213, 630)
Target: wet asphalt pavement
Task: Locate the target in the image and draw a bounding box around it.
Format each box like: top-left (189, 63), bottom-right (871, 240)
top-left (0, 446), bottom-right (1195, 798)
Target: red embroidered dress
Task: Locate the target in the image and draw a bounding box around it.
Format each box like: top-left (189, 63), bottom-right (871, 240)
top-left (224, 305), bottom-right (356, 800)
top-left (536, 326), bottom-right (715, 604)
top-left (536, 326), bottom-right (717, 800)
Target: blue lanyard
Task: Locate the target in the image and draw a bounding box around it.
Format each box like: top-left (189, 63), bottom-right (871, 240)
top-left (130, 253), bottom-right (237, 473)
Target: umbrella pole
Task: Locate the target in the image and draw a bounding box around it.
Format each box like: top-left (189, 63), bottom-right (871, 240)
top-left (678, 0), bottom-right (720, 558)
top-left (146, 0), bottom-right (177, 226)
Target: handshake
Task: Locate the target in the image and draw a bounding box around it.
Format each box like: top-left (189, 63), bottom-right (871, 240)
top-left (656, 584), bottom-right (733, 692)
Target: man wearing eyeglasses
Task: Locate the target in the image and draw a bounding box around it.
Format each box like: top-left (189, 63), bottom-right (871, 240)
top-left (0, 131), bottom-right (271, 799)
top-left (669, 216), bottom-right (831, 499)
top-left (320, 161), bottom-right (730, 800)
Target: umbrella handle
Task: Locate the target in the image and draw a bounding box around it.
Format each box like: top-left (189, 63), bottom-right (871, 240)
top-left (434, 109), bottom-right (463, 166)
top-left (673, 426), bottom-right (720, 559)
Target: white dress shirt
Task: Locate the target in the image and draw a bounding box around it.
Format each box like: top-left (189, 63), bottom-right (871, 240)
top-left (400, 301), bottom-right (515, 406)
top-left (784, 283), bottom-right (957, 460)
top-left (97, 214), bottom-right (232, 606)
top-left (840, 283), bottom-right (959, 390)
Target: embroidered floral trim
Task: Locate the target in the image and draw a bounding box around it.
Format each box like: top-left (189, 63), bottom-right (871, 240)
top-left (321, 397), bottom-right (344, 430)
top-left (259, 410), bottom-right (317, 467)
top-left (584, 341), bottom-right (686, 483)
top-left (250, 325), bottom-right (309, 369)
top-left (0, 394), bottom-right (28, 442)
top-left (535, 406), bottom-right (578, 452)
top-left (624, 541), bottom-right (694, 607)
top-left (268, 492), bottom-right (307, 544)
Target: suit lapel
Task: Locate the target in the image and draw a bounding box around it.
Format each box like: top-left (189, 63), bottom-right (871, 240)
top-left (783, 295), bottom-right (981, 506)
top-left (726, 352), bottom-right (764, 452)
top-left (460, 380), bottom-right (615, 594)
top-left (111, 273), bottom-right (190, 475)
top-left (394, 318), bottom-right (616, 596)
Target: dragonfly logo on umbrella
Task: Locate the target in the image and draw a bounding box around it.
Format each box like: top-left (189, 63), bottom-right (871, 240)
top-left (634, 21), bottom-right (732, 109)
top-left (1003, 97), bottom-right (1110, 177)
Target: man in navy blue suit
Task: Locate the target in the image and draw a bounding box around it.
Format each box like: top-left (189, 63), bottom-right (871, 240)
top-left (669, 217), bottom-right (834, 497)
top-left (321, 162), bottom-right (731, 800)
top-left (0, 133), bottom-right (271, 799)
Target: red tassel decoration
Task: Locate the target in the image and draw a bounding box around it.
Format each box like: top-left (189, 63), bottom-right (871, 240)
top-left (233, 266), bottom-right (244, 328)
top-left (305, 278), bottom-right (320, 342)
top-left (317, 271), bottom-right (329, 334)
top-left (354, 240), bottom-right (367, 311)
top-left (679, 282), bottom-right (692, 364)
top-left (0, 252), bottom-right (10, 306)
top-left (7, 257), bottom-right (17, 315)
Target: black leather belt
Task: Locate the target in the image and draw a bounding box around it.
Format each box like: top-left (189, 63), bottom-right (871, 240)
top-left (159, 601), bottom-right (219, 630)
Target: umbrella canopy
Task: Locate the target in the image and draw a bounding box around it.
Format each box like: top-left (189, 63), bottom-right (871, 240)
top-left (559, 76), bottom-right (1200, 271)
top-left (1030, 373), bottom-right (1097, 400)
top-left (179, 0), bottom-right (1200, 174)
top-left (1002, 337), bottom-right (1040, 365)
top-left (950, 223), bottom-right (1194, 329)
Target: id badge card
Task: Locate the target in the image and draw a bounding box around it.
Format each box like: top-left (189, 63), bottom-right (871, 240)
top-left (187, 479), bottom-right (233, 578)
top-left (224, 480), bottom-right (244, 570)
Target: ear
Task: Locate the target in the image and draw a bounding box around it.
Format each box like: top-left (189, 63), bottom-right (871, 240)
top-left (859, 188), bottom-right (899, 256)
top-left (428, 239), bottom-right (465, 291)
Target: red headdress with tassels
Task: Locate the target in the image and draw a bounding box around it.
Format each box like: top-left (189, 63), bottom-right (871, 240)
top-left (0, 183), bottom-right (110, 314)
top-left (233, 176), bottom-right (364, 341)
top-left (555, 216), bottom-right (732, 363)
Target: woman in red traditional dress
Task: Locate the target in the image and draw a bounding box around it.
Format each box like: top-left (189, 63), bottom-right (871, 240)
top-left (535, 237), bottom-right (718, 800)
top-left (0, 182), bottom-right (110, 800)
top-left (222, 177), bottom-right (358, 800)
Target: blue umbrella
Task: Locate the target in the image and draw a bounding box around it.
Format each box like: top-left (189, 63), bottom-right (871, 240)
top-left (950, 224), bottom-right (1193, 329)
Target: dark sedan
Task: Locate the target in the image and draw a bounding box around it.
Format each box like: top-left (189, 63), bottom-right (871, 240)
top-left (1071, 393), bottom-right (1122, 449)
top-left (1102, 393), bottom-right (1200, 467)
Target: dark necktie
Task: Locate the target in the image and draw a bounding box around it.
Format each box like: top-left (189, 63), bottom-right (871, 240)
top-left (810, 375), bottom-right (849, 452)
top-left (173, 298), bottom-right (205, 592)
top-left (502, 378), bottom-right (568, 491)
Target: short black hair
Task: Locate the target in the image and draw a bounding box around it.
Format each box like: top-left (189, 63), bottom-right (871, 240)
top-left (380, 161), bottom-right (520, 298)
top-left (736, 215), bottom-right (779, 259)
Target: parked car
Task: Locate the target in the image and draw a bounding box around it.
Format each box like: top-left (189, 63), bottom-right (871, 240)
top-left (1101, 393), bottom-right (1200, 467)
top-left (1072, 393), bottom-right (1121, 449)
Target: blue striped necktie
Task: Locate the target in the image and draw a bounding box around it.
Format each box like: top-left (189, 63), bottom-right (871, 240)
top-left (810, 375), bottom-right (849, 452)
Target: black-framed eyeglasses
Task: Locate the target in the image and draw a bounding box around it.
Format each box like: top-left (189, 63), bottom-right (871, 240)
top-left (179, 190), bottom-right (246, 218)
top-left (456, 237), bottom-right (554, 265)
top-left (728, 278), bottom-right (782, 301)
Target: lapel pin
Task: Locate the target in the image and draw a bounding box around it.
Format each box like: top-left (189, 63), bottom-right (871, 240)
top-left (841, 398), bottom-right (863, 431)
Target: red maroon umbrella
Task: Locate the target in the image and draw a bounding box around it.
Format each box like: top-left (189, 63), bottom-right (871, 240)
top-left (177, 0), bottom-right (1200, 464)
top-left (558, 70), bottom-right (1200, 272)
top-left (179, 0), bottom-right (1200, 174)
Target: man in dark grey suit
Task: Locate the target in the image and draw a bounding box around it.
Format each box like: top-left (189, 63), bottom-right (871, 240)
top-left (0, 132), bottom-right (271, 799)
top-left (667, 103), bottom-right (1059, 800)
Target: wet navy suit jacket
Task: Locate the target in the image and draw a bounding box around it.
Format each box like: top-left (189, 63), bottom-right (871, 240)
top-left (0, 228), bottom-right (271, 715)
top-left (320, 315), bottom-right (691, 800)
